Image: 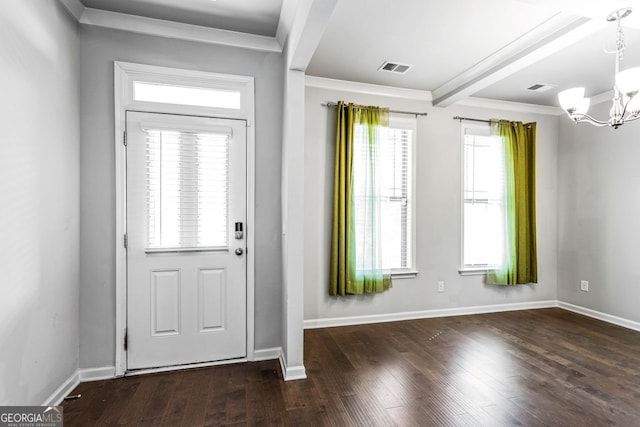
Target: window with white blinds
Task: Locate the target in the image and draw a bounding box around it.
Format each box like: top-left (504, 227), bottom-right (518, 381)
top-left (145, 128), bottom-right (230, 250)
top-left (462, 125), bottom-right (506, 268)
top-left (352, 119), bottom-right (414, 271)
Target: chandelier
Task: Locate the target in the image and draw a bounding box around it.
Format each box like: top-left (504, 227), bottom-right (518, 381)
top-left (558, 8), bottom-right (640, 129)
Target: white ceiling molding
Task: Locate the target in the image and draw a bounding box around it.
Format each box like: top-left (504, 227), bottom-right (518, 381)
top-left (454, 97), bottom-right (564, 116)
top-left (306, 75), bottom-right (564, 115)
top-left (590, 90), bottom-right (615, 106)
top-left (432, 14), bottom-right (607, 107)
top-left (287, 0), bottom-right (339, 71)
top-left (305, 75), bottom-right (432, 101)
top-left (66, 6), bottom-right (281, 53)
top-left (59, 0), bottom-right (85, 21)
top-left (276, 0), bottom-right (299, 49)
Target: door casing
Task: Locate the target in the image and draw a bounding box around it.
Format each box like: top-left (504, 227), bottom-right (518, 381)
top-left (113, 61), bottom-right (256, 376)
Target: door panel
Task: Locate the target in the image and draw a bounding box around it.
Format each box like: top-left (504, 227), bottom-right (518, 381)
top-left (126, 111), bottom-right (246, 370)
top-left (199, 268), bottom-right (226, 331)
top-left (151, 270), bottom-right (181, 336)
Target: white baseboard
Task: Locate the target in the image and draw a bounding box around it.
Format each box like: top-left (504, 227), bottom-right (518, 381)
top-left (253, 347), bottom-right (282, 361)
top-left (46, 300), bottom-right (640, 405)
top-left (79, 366), bottom-right (116, 382)
top-left (304, 300), bottom-right (558, 329)
top-left (278, 352), bottom-right (307, 381)
top-left (558, 301), bottom-right (640, 332)
top-left (44, 370), bottom-right (80, 406)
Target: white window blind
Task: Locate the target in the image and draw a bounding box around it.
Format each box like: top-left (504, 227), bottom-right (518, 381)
top-left (145, 128), bottom-right (230, 250)
top-left (352, 123), bottom-right (413, 270)
top-left (381, 126), bottom-right (412, 269)
top-left (463, 127), bottom-right (506, 267)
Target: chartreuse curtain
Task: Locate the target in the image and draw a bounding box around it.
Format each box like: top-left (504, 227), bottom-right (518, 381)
top-left (488, 120), bottom-right (537, 285)
top-left (329, 101), bottom-right (391, 296)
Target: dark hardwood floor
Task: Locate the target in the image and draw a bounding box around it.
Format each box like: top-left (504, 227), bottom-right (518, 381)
top-left (63, 308), bottom-right (640, 426)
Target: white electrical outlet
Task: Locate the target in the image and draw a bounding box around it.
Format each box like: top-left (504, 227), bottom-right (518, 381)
top-left (580, 280), bottom-right (589, 292)
top-left (438, 281), bottom-right (445, 293)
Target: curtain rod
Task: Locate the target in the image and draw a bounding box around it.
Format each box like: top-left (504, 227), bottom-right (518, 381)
top-left (323, 101), bottom-right (428, 117)
top-left (453, 115), bottom-right (533, 128)
top-left (453, 115), bottom-right (491, 123)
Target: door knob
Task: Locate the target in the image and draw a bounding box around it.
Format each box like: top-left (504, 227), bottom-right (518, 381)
top-left (235, 248), bottom-right (244, 256)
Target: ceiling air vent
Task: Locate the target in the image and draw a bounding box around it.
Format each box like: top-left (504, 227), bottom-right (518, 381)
top-left (527, 83), bottom-right (555, 92)
top-left (378, 61), bottom-right (412, 74)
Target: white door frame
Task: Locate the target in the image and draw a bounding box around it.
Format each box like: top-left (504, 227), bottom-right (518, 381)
top-left (113, 61), bottom-right (256, 376)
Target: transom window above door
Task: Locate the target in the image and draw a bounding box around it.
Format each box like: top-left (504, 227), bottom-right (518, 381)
top-left (133, 81), bottom-right (241, 110)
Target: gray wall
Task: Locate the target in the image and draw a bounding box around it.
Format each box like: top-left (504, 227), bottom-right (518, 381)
top-left (79, 26), bottom-right (284, 368)
top-left (558, 101), bottom-right (640, 323)
top-left (304, 86), bottom-right (559, 321)
top-left (0, 1), bottom-right (80, 404)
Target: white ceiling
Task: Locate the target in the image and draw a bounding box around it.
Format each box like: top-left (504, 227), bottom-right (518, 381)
top-left (75, 0), bottom-right (640, 107)
top-left (307, 0), bottom-right (564, 91)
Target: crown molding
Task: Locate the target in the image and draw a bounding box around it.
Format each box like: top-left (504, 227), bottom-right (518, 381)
top-left (80, 8), bottom-right (281, 52)
top-left (305, 75), bottom-right (562, 115)
top-left (305, 75), bottom-right (433, 101)
top-left (61, 2), bottom-right (282, 53)
top-left (455, 96), bottom-right (564, 116)
top-left (590, 90), bottom-right (614, 106)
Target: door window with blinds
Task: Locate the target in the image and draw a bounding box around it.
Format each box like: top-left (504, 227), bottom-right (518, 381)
top-left (462, 123), bottom-right (506, 269)
top-left (353, 116), bottom-right (416, 271)
top-left (144, 124), bottom-right (231, 251)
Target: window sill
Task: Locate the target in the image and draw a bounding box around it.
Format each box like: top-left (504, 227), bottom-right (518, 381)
top-left (392, 269), bottom-right (419, 279)
top-left (458, 268), bottom-right (490, 276)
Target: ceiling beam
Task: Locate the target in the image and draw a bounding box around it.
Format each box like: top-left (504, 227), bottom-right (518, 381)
top-left (285, 0), bottom-right (338, 71)
top-left (432, 13), bottom-right (607, 107)
top-left (58, 0), bottom-right (85, 21)
top-left (275, 0), bottom-right (299, 49)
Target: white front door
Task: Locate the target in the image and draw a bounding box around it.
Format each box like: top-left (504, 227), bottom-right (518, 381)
top-left (126, 111), bottom-right (247, 371)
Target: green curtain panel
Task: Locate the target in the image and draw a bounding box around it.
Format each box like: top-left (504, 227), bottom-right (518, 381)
top-left (329, 101), bottom-right (391, 296)
top-left (488, 120), bottom-right (537, 285)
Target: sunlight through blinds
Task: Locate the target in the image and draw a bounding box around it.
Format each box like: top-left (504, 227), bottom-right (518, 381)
top-left (352, 125), bottom-right (412, 270)
top-left (145, 128), bottom-right (230, 250)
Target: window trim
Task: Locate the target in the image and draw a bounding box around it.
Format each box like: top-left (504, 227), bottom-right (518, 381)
top-left (116, 61), bottom-right (254, 122)
top-left (387, 115), bottom-right (417, 277)
top-left (459, 122), bottom-right (503, 274)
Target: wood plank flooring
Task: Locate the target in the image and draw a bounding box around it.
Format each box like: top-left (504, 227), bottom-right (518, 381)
top-left (62, 308), bottom-right (640, 426)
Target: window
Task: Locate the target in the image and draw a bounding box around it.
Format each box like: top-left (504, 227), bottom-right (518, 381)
top-left (134, 81), bottom-right (241, 109)
top-left (462, 124), bottom-right (506, 270)
top-left (145, 127), bottom-right (231, 251)
top-left (353, 117), bottom-right (416, 272)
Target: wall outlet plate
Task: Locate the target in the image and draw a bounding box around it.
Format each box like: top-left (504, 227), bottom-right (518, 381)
top-left (438, 281), bottom-right (445, 293)
top-left (580, 280), bottom-right (589, 292)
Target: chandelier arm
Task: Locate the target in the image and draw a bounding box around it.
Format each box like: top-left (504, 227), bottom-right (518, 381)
top-left (622, 112), bottom-right (640, 122)
top-left (570, 113), bottom-right (611, 127)
top-left (616, 97), bottom-right (640, 124)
